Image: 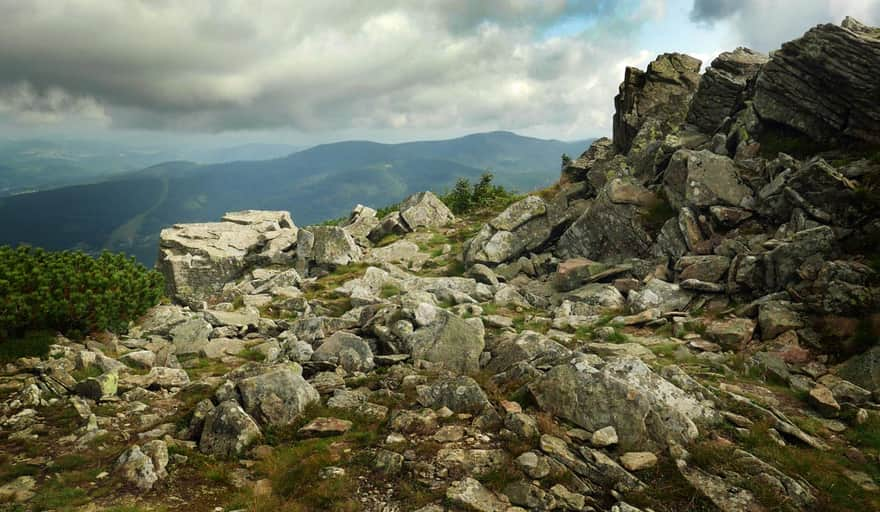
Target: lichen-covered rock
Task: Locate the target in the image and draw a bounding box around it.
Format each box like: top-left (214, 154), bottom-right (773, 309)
top-left (236, 366), bottom-right (319, 426)
top-left (398, 191), bottom-right (455, 230)
top-left (687, 47), bottom-right (768, 133)
top-left (530, 356), bottom-right (717, 450)
top-left (157, 211), bottom-right (297, 306)
top-left (464, 190), bottom-right (584, 266)
top-left (613, 53), bottom-right (702, 154)
top-left (663, 149), bottom-right (754, 210)
top-left (416, 376), bottom-right (491, 414)
top-left (408, 310), bottom-right (485, 375)
top-left (199, 400), bottom-right (262, 457)
top-left (298, 225), bottom-right (362, 272)
top-left (753, 17), bottom-right (880, 145)
top-left (311, 331), bottom-right (375, 373)
top-left (556, 185), bottom-right (653, 262)
top-left (342, 204), bottom-right (379, 245)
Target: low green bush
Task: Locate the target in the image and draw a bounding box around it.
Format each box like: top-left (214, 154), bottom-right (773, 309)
top-left (0, 246), bottom-right (164, 339)
top-left (441, 172), bottom-right (519, 215)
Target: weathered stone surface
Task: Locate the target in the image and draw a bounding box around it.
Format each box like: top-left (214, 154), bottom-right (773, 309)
top-left (408, 310), bottom-right (484, 374)
top-left (613, 53), bottom-right (702, 154)
top-left (299, 226), bottom-right (362, 270)
top-left (677, 255), bottom-right (731, 283)
top-left (764, 226), bottom-right (835, 290)
top-left (808, 385), bottom-right (841, 417)
top-left (342, 204), bottom-right (379, 245)
top-left (311, 331), bottom-right (375, 373)
top-left (446, 477), bottom-right (508, 512)
top-left (74, 372), bottom-right (118, 400)
top-left (687, 47), bottom-right (768, 133)
top-left (199, 400), bottom-right (262, 457)
top-left (116, 443), bottom-right (168, 490)
top-left (837, 346), bottom-right (880, 392)
top-left (486, 330), bottom-right (571, 374)
top-left (297, 417), bottom-right (353, 437)
top-left (705, 318), bottom-right (756, 350)
top-left (557, 185), bottom-right (653, 262)
top-left (416, 376), bottom-right (491, 414)
top-left (399, 191), bottom-right (455, 230)
top-left (464, 195), bottom-right (563, 266)
top-left (627, 279), bottom-right (693, 314)
top-left (758, 301), bottom-right (803, 340)
top-left (530, 357), bottom-right (717, 450)
top-left (663, 150), bottom-right (754, 210)
top-left (158, 212), bottom-right (296, 306)
top-left (236, 366), bottom-right (319, 426)
top-left (619, 452), bottom-right (658, 471)
top-left (753, 17), bottom-right (880, 145)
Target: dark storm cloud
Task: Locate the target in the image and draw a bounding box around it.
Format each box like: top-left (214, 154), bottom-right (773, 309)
top-left (689, 0), bottom-right (742, 22)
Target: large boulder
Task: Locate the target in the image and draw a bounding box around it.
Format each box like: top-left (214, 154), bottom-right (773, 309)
top-left (556, 185), bottom-right (653, 263)
top-left (297, 226), bottom-right (362, 273)
top-left (342, 204), bottom-right (380, 246)
top-left (686, 47), bottom-right (768, 134)
top-left (613, 53), bottom-right (702, 154)
top-left (753, 17), bottom-right (880, 145)
top-left (199, 400), bottom-right (262, 457)
top-left (408, 309), bottom-right (485, 375)
top-left (235, 365), bottom-right (320, 426)
top-left (312, 331), bottom-right (375, 373)
top-left (464, 189), bottom-right (585, 266)
top-left (663, 150), bottom-right (754, 210)
top-left (837, 346), bottom-right (880, 393)
top-left (398, 191), bottom-right (455, 230)
top-left (530, 357), bottom-right (717, 450)
top-left (157, 211), bottom-right (297, 306)
top-left (416, 376), bottom-right (491, 414)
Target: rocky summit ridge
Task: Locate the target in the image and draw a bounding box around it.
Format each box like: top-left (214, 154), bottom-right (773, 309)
top-left (2, 17), bottom-right (880, 512)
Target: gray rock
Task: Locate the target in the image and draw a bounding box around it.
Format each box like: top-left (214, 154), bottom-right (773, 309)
top-left (627, 279), bottom-right (693, 314)
top-left (300, 226), bottom-right (362, 270)
top-left (408, 310), bottom-right (485, 375)
top-left (399, 191), bottom-right (455, 230)
top-left (169, 317), bottom-right (213, 355)
top-left (758, 301), bottom-right (803, 340)
top-left (557, 184), bottom-right (653, 263)
top-left (116, 444), bottom-right (164, 490)
top-left (236, 365), bottom-right (319, 426)
top-left (687, 47), bottom-right (768, 133)
top-left (705, 318), bottom-right (756, 350)
top-left (837, 346), bottom-right (880, 393)
top-left (416, 376), bottom-right (491, 414)
top-left (199, 400), bottom-right (262, 457)
top-left (487, 330), bottom-right (572, 373)
top-left (157, 212), bottom-right (296, 306)
top-left (663, 149), bottom-right (754, 210)
top-left (446, 477), bottom-right (508, 512)
top-left (613, 53), bottom-right (702, 154)
top-left (342, 204), bottom-right (379, 245)
top-left (312, 331), bottom-right (375, 373)
top-left (753, 17), bottom-right (880, 145)
top-left (530, 357), bottom-right (717, 450)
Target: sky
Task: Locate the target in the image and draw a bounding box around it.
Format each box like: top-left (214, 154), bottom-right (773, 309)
top-left (0, 0), bottom-right (878, 147)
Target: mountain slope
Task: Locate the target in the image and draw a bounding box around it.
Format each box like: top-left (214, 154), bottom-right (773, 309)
top-left (0, 131), bottom-right (590, 265)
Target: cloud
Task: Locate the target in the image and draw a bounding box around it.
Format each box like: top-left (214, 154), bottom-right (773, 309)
top-left (690, 0), bottom-right (880, 51)
top-left (0, 0), bottom-right (658, 137)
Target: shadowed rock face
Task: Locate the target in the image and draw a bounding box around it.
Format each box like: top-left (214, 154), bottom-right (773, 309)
top-left (687, 47), bottom-right (768, 134)
top-left (613, 53), bottom-right (702, 154)
top-left (753, 17), bottom-right (880, 145)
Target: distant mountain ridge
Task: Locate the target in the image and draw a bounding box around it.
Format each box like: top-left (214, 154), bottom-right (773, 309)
top-left (0, 131), bottom-right (591, 265)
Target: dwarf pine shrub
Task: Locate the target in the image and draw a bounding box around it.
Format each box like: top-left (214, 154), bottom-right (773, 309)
top-left (0, 246), bottom-right (164, 339)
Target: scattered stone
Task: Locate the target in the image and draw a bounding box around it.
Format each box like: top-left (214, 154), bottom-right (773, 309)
top-left (619, 452), bottom-right (658, 471)
top-left (298, 417), bottom-right (353, 437)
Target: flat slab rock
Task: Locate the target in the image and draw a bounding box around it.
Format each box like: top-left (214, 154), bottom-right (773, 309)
top-left (298, 417), bottom-right (353, 437)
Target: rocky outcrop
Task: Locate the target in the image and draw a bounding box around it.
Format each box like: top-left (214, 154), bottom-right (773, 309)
top-left (530, 357), bottom-right (718, 450)
top-left (464, 186), bottom-right (586, 266)
top-left (157, 211), bottom-right (297, 306)
top-left (687, 48), bottom-right (768, 133)
top-left (753, 17), bottom-right (880, 145)
top-left (613, 53), bottom-right (702, 154)
top-left (235, 365), bottom-right (319, 426)
top-left (556, 183), bottom-right (653, 262)
top-left (398, 191), bottom-right (455, 230)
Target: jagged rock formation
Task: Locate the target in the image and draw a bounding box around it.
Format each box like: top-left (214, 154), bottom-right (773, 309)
top-left (2, 16), bottom-right (880, 512)
top-left (753, 17), bottom-right (880, 145)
